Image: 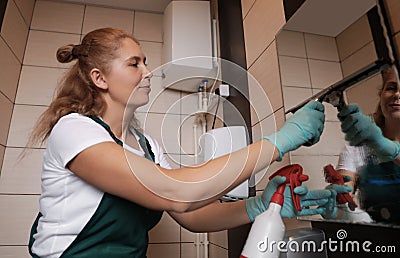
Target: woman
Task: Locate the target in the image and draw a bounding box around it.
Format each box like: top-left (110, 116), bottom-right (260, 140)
top-left (28, 28), bottom-right (337, 257)
top-left (337, 66), bottom-right (400, 222)
top-left (337, 66), bottom-right (400, 184)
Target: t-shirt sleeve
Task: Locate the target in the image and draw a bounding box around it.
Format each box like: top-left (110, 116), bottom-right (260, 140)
top-left (47, 114), bottom-right (115, 167)
top-left (336, 143), bottom-right (358, 173)
top-left (144, 134), bottom-right (172, 169)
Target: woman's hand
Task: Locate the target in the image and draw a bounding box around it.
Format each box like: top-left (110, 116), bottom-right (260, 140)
top-left (322, 180), bottom-right (353, 219)
top-left (245, 176), bottom-right (333, 222)
top-left (263, 100), bottom-right (325, 160)
top-left (338, 104), bottom-right (400, 162)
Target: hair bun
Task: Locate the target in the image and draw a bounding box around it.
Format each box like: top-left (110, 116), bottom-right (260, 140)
top-left (56, 44), bottom-right (76, 63)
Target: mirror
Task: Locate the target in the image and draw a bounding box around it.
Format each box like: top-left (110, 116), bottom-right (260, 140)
top-left (276, 0), bottom-right (400, 227)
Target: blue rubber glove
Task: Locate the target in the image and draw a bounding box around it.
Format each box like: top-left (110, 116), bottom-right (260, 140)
top-left (322, 182), bottom-right (353, 219)
top-left (338, 104), bottom-right (400, 162)
top-left (263, 101), bottom-right (325, 160)
top-left (245, 176), bottom-right (333, 222)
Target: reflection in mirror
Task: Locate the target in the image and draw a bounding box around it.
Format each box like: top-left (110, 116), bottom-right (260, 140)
top-left (341, 65), bottom-right (400, 225)
top-left (276, 0), bottom-right (400, 227)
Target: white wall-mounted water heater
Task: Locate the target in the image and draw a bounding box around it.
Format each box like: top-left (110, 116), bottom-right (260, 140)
top-left (200, 126), bottom-right (249, 200)
top-left (162, 1), bottom-right (218, 92)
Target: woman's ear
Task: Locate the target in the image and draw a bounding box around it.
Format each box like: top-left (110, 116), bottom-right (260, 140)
top-left (90, 68), bottom-right (108, 90)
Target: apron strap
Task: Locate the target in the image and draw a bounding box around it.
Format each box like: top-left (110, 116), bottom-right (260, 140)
top-left (87, 115), bottom-right (155, 162)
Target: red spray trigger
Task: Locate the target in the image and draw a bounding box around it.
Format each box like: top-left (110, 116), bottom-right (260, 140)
top-left (268, 164), bottom-right (309, 211)
top-left (323, 164), bottom-right (357, 210)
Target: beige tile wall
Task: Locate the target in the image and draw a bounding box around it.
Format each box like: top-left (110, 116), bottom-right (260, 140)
top-left (336, 14), bottom-right (379, 115)
top-left (0, 1), bottom-right (33, 255)
top-left (0, 0), bottom-right (221, 257)
top-left (242, 1), bottom-right (376, 221)
top-left (274, 13), bottom-right (378, 192)
top-left (242, 0), bottom-right (290, 191)
top-left (276, 29), bottom-right (345, 191)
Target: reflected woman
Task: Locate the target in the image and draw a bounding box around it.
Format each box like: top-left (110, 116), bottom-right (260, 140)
top-left (337, 66), bottom-right (400, 223)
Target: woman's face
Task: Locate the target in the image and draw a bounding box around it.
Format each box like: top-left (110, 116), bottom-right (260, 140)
top-left (105, 38), bottom-right (152, 110)
top-left (380, 69), bottom-right (400, 121)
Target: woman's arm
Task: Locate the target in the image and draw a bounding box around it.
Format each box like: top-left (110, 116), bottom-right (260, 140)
top-left (69, 100), bottom-right (324, 214)
top-left (68, 139), bottom-right (279, 213)
top-left (168, 201), bottom-right (249, 232)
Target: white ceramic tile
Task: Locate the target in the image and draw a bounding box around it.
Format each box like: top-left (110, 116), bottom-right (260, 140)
top-left (137, 76), bottom-right (181, 114)
top-left (0, 246), bottom-right (31, 258)
top-left (134, 12), bottom-right (163, 42)
top-left (208, 243), bottom-right (228, 258)
top-left (180, 92), bottom-right (200, 116)
top-left (16, 66), bottom-right (66, 106)
top-left (136, 112), bottom-right (181, 154)
top-left (0, 195), bottom-right (39, 245)
top-left (309, 60), bottom-right (343, 89)
top-left (31, 0), bottom-right (84, 34)
top-left (149, 213), bottom-right (180, 243)
top-left (0, 148), bottom-right (43, 194)
top-left (139, 41), bottom-right (163, 76)
top-left (290, 155), bottom-right (339, 190)
top-left (304, 34), bottom-right (339, 62)
top-left (82, 5), bottom-right (134, 35)
top-left (180, 114), bottom-right (203, 155)
top-left (341, 42), bottom-right (377, 78)
top-left (0, 93), bottom-right (13, 146)
top-left (13, 0), bottom-right (35, 27)
top-left (24, 30), bottom-right (81, 68)
top-left (0, 33), bottom-right (22, 103)
top-left (291, 121), bottom-right (345, 156)
top-left (208, 230), bottom-right (228, 249)
top-left (181, 227), bottom-right (196, 242)
top-left (243, 0), bottom-right (285, 67)
top-left (7, 105), bottom-right (47, 148)
top-left (179, 154), bottom-right (198, 168)
top-left (276, 30), bottom-right (306, 58)
top-left (322, 102), bottom-right (340, 122)
top-left (165, 153), bottom-right (181, 169)
top-left (181, 243), bottom-right (197, 258)
top-left (336, 15), bottom-right (373, 61)
top-left (279, 56), bottom-right (311, 88)
top-left (282, 86), bottom-right (313, 112)
top-left (184, 242), bottom-right (215, 258)
top-left (146, 243), bottom-right (180, 258)
top-left (1, 0), bottom-right (29, 62)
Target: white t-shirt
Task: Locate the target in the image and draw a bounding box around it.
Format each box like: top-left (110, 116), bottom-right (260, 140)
top-left (31, 113), bottom-right (170, 257)
top-left (336, 143), bottom-right (380, 173)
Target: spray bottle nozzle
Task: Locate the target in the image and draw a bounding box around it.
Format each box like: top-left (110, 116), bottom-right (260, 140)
top-left (268, 164), bottom-right (308, 211)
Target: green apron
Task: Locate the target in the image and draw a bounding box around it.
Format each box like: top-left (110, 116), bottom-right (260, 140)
top-left (29, 116), bottom-right (163, 257)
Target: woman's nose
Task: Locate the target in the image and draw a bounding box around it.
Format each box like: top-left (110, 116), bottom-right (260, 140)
top-left (141, 65), bottom-right (153, 80)
top-left (395, 90), bottom-right (400, 99)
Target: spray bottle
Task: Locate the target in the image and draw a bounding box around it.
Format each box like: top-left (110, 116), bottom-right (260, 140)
top-left (241, 164), bottom-right (309, 258)
top-left (323, 164), bottom-right (373, 223)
